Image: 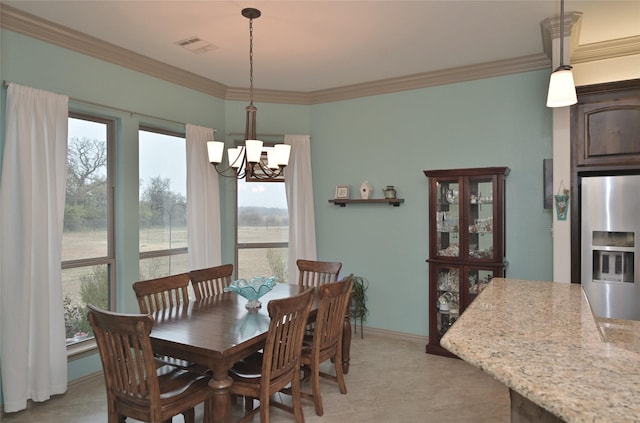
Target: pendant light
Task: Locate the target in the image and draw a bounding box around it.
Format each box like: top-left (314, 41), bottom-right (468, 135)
top-left (546, 0), bottom-right (577, 108)
top-left (207, 8), bottom-right (290, 179)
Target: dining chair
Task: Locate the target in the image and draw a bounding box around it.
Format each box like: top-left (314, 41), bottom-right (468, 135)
top-left (132, 273), bottom-right (202, 371)
top-left (132, 272), bottom-right (191, 314)
top-left (299, 274), bottom-right (354, 416)
top-left (189, 263), bottom-right (234, 300)
top-left (87, 304), bottom-right (214, 423)
top-left (296, 259), bottom-right (342, 288)
top-left (229, 288), bottom-right (314, 423)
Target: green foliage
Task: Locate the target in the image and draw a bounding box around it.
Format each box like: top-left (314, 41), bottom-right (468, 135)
top-left (266, 248), bottom-right (288, 283)
top-left (63, 266), bottom-right (109, 340)
top-left (139, 176), bottom-right (186, 228)
top-left (351, 276), bottom-right (369, 321)
top-left (80, 266), bottom-right (109, 309)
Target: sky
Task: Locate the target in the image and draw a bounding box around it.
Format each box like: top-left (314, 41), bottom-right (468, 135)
top-left (68, 117), bottom-right (287, 208)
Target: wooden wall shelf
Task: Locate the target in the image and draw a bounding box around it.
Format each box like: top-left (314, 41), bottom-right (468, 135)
top-left (329, 198), bottom-right (404, 207)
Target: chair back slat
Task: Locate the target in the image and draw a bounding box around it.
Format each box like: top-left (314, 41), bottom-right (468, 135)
top-left (297, 259), bottom-right (342, 288)
top-left (189, 264), bottom-right (234, 300)
top-left (263, 288), bottom-right (314, 384)
top-left (132, 273), bottom-right (190, 314)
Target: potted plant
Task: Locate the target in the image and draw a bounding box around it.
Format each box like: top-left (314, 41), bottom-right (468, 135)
top-left (350, 276), bottom-right (369, 338)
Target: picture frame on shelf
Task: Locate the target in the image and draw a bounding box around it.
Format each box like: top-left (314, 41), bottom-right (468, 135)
top-left (335, 185), bottom-right (350, 199)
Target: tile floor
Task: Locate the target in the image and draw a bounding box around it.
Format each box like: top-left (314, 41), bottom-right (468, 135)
top-left (1, 334), bottom-right (510, 422)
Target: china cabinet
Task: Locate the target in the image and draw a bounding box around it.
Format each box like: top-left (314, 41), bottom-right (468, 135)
top-left (424, 167), bottom-right (509, 357)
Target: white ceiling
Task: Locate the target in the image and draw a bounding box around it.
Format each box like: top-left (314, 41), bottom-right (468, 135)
top-left (3, 1), bottom-right (640, 93)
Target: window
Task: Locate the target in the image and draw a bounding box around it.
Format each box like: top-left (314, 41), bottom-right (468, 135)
top-left (62, 114), bottom-right (114, 346)
top-left (236, 175), bottom-right (289, 282)
top-left (139, 127), bottom-right (188, 279)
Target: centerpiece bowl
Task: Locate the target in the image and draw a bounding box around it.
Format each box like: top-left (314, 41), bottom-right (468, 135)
top-left (224, 276), bottom-right (277, 310)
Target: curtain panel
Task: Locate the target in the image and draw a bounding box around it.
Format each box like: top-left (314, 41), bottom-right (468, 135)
top-left (0, 83), bottom-right (69, 412)
top-left (284, 135), bottom-right (317, 284)
top-left (185, 124), bottom-right (222, 273)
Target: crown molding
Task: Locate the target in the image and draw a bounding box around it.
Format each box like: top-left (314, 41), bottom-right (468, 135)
top-left (308, 54), bottom-right (551, 104)
top-left (2, 4), bottom-right (637, 106)
top-left (571, 35), bottom-right (640, 64)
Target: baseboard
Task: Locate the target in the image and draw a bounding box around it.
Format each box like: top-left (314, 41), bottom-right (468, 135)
top-left (357, 326), bottom-right (428, 346)
top-left (68, 371), bottom-right (103, 393)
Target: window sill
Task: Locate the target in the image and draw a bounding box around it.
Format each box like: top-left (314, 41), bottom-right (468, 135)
top-left (67, 338), bottom-right (97, 361)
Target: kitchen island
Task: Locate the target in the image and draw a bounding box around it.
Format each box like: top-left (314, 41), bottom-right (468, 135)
top-left (441, 278), bottom-right (640, 423)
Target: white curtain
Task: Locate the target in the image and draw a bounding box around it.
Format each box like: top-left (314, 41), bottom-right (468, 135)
top-left (185, 124), bottom-right (222, 271)
top-left (0, 83), bottom-right (69, 412)
top-left (284, 135), bottom-right (317, 284)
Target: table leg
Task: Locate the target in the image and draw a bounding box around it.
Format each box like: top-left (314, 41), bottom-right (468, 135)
top-left (342, 314), bottom-right (351, 374)
top-left (208, 371), bottom-right (233, 423)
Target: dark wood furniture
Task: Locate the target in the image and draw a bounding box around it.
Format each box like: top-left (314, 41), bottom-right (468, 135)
top-left (424, 167), bottom-right (509, 357)
top-left (88, 304), bottom-right (214, 423)
top-left (149, 284), bottom-right (314, 423)
top-left (132, 272), bottom-right (202, 371)
top-left (300, 275), bottom-right (353, 416)
top-left (570, 78), bottom-right (640, 283)
top-left (295, 259), bottom-right (353, 374)
top-left (189, 263), bottom-right (234, 300)
top-left (296, 259), bottom-right (342, 288)
top-left (132, 272), bottom-right (191, 314)
top-left (229, 288), bottom-right (314, 423)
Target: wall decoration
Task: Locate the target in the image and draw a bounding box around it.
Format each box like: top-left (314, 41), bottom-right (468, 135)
top-left (335, 185), bottom-right (350, 199)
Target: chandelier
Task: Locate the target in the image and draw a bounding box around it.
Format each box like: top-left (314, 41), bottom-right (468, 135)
top-left (546, 0), bottom-right (577, 108)
top-left (207, 8), bottom-right (291, 179)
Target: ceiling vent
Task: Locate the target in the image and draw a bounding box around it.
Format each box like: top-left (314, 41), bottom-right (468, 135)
top-left (175, 37), bottom-right (217, 54)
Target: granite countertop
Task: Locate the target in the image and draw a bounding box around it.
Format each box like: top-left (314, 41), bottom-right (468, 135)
top-left (440, 278), bottom-right (640, 423)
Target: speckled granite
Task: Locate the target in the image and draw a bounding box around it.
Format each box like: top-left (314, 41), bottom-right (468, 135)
top-left (441, 278), bottom-right (640, 423)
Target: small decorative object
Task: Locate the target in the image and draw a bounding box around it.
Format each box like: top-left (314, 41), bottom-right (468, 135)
top-left (383, 185), bottom-right (397, 199)
top-left (554, 181), bottom-right (570, 221)
top-left (224, 276), bottom-right (277, 310)
top-left (360, 180), bottom-right (372, 199)
top-left (335, 185), bottom-right (350, 199)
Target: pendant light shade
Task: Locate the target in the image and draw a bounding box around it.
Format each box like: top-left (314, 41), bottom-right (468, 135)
top-left (546, 0), bottom-right (577, 108)
top-left (546, 66), bottom-right (577, 107)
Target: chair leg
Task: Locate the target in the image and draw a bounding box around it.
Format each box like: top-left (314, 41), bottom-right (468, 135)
top-left (292, 368), bottom-right (306, 423)
top-left (259, 391), bottom-right (271, 423)
top-left (310, 363), bottom-right (323, 416)
top-left (334, 349), bottom-right (348, 394)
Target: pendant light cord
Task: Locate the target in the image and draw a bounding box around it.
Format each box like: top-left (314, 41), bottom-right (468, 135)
top-left (559, 0), bottom-right (566, 67)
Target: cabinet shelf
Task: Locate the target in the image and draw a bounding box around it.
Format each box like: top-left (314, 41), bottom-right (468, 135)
top-left (329, 198), bottom-right (404, 207)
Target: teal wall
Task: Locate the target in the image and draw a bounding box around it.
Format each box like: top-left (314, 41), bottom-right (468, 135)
top-left (0, 27), bottom-right (553, 403)
top-left (310, 74), bottom-right (554, 334)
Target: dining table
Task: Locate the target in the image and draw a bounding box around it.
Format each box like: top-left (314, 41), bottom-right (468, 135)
top-left (149, 283), bottom-right (351, 423)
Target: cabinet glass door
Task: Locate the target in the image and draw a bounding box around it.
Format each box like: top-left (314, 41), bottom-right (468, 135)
top-left (435, 179), bottom-right (460, 258)
top-left (467, 177), bottom-right (494, 260)
top-left (435, 265), bottom-right (460, 336)
top-left (467, 268), bottom-right (496, 304)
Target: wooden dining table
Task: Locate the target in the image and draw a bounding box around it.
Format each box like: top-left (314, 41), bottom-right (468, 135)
top-left (149, 283), bottom-right (351, 423)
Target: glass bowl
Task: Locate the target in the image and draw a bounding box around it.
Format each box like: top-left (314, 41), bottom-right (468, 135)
top-left (224, 276), bottom-right (277, 310)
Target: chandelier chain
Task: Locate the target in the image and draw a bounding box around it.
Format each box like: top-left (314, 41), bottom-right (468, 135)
top-left (249, 16), bottom-right (254, 105)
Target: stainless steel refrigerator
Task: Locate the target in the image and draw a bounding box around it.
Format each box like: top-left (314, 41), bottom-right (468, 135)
top-left (581, 174), bottom-right (640, 321)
